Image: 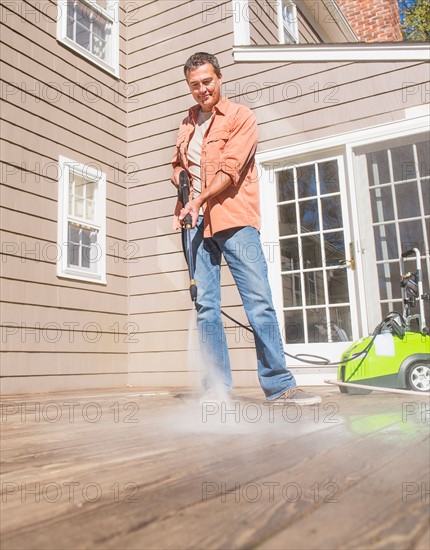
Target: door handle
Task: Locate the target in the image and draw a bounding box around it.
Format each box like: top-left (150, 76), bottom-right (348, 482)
top-left (339, 258), bottom-right (355, 270)
top-left (339, 243), bottom-right (356, 270)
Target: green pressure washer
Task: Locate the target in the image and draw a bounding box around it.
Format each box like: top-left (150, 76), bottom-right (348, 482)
top-left (338, 248), bottom-right (430, 394)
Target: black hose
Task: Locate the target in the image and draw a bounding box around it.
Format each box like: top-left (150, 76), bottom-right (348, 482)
top-left (179, 219), bottom-right (401, 367)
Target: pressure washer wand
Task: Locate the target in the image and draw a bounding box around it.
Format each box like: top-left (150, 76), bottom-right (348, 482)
top-left (178, 170), bottom-right (197, 303)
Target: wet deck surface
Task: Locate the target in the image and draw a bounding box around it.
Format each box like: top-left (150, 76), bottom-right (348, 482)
top-left (1, 385), bottom-right (429, 550)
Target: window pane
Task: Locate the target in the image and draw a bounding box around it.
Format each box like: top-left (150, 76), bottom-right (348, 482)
top-left (374, 223), bottom-right (398, 261)
top-left (327, 269), bottom-right (349, 304)
top-left (68, 224), bottom-right (80, 244)
top-left (367, 150), bottom-right (390, 186)
top-left (282, 274), bottom-right (302, 307)
top-left (297, 165), bottom-right (316, 198)
top-left (305, 271), bottom-right (324, 306)
top-left (399, 219), bottom-right (424, 252)
top-left (280, 239), bottom-right (299, 271)
top-left (321, 195), bottom-right (342, 229)
top-left (300, 199), bottom-right (319, 232)
top-left (278, 204), bottom-right (297, 236)
top-left (370, 186), bottom-right (394, 222)
top-left (319, 161), bottom-right (339, 194)
top-left (284, 310), bottom-right (305, 343)
top-left (324, 232), bottom-right (345, 267)
top-left (328, 307), bottom-right (351, 341)
top-left (277, 169), bottom-right (295, 202)
top-left (395, 182), bottom-right (419, 219)
top-left (392, 144), bottom-right (416, 182)
top-left (422, 180), bottom-right (429, 215)
top-left (67, 4), bottom-right (74, 39)
top-left (92, 19), bottom-right (108, 60)
top-left (302, 235), bottom-right (322, 268)
top-left (416, 140), bottom-right (430, 176)
top-left (377, 262), bottom-right (402, 301)
top-left (76, 22), bottom-right (91, 50)
top-left (68, 224), bottom-right (80, 267)
top-left (307, 308), bottom-right (328, 343)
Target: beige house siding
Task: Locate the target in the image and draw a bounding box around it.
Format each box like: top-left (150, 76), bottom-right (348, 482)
top-left (1, 1), bottom-right (428, 393)
top-left (125, 1), bottom-right (428, 389)
top-left (1, 0), bottom-right (130, 393)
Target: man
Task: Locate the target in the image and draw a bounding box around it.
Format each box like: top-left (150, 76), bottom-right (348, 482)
top-left (171, 52), bottom-right (321, 405)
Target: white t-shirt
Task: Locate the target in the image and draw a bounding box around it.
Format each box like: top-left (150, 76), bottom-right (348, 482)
top-left (187, 109), bottom-right (213, 198)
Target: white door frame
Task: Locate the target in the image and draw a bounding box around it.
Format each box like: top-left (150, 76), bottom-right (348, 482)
top-left (256, 107), bottom-right (430, 365)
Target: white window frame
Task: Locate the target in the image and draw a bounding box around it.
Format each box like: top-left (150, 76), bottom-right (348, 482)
top-left (57, 156), bottom-right (107, 284)
top-left (57, 0), bottom-right (119, 78)
top-left (278, 0), bottom-right (299, 44)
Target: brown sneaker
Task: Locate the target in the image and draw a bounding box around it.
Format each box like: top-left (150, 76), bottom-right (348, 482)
top-left (270, 387), bottom-right (322, 406)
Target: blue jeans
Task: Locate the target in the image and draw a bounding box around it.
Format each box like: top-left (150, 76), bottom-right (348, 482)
top-left (189, 217), bottom-right (297, 400)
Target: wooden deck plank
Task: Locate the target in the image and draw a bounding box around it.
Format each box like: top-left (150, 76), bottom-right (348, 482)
top-left (1, 388), bottom-right (429, 550)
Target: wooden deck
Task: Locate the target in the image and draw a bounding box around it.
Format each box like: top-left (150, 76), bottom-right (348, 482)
top-left (1, 385), bottom-right (429, 550)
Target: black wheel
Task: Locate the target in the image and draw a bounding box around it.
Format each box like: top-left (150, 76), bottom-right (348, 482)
top-left (406, 362), bottom-right (430, 392)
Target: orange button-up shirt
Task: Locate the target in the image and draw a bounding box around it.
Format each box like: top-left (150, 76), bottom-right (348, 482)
top-left (172, 97), bottom-right (261, 237)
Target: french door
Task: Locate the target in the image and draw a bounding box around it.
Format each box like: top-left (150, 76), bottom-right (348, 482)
top-left (353, 134), bottom-right (430, 331)
top-left (260, 132), bottom-right (429, 366)
top-left (261, 152), bottom-right (359, 364)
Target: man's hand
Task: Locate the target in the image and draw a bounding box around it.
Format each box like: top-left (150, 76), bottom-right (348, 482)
top-left (171, 165), bottom-right (183, 188)
top-left (179, 197), bottom-right (201, 228)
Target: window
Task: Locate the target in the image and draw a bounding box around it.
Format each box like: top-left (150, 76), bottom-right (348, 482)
top-left (57, 0), bottom-right (119, 77)
top-left (279, 0), bottom-right (299, 44)
top-left (57, 156), bottom-right (106, 283)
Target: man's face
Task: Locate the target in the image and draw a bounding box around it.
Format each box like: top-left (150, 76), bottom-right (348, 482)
top-left (186, 62), bottom-right (222, 112)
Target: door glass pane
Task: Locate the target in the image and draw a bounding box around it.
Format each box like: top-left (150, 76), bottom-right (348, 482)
top-left (328, 307), bottom-right (352, 341)
top-left (422, 180), bottom-right (429, 215)
top-left (300, 199), bottom-right (319, 232)
top-left (305, 271), bottom-right (324, 306)
top-left (399, 219), bottom-right (424, 251)
top-left (392, 144), bottom-right (416, 182)
top-left (395, 182), bottom-right (419, 219)
top-left (297, 165), bottom-right (316, 198)
top-left (278, 204), bottom-right (297, 236)
top-left (374, 223), bottom-right (398, 260)
top-left (377, 262), bottom-right (402, 302)
top-left (277, 169), bottom-right (294, 202)
top-left (284, 310), bottom-right (305, 343)
top-left (302, 235), bottom-right (322, 268)
top-left (319, 161), bottom-right (340, 194)
top-left (367, 150), bottom-right (390, 186)
top-left (324, 232), bottom-right (345, 266)
top-left (327, 269), bottom-right (349, 304)
top-left (416, 140), bottom-right (430, 167)
top-left (280, 239), bottom-right (299, 271)
top-left (370, 186), bottom-right (394, 221)
top-left (282, 274), bottom-right (302, 307)
top-left (307, 308), bottom-right (327, 343)
top-left (321, 196), bottom-right (342, 229)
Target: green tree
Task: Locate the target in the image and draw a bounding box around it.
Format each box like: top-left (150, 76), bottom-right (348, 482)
top-left (399, 0), bottom-right (430, 41)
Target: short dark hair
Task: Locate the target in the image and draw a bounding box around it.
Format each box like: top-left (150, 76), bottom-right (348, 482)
top-left (183, 52), bottom-right (222, 79)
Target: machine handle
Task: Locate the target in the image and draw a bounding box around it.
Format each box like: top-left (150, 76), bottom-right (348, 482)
top-left (401, 248), bottom-right (419, 258)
